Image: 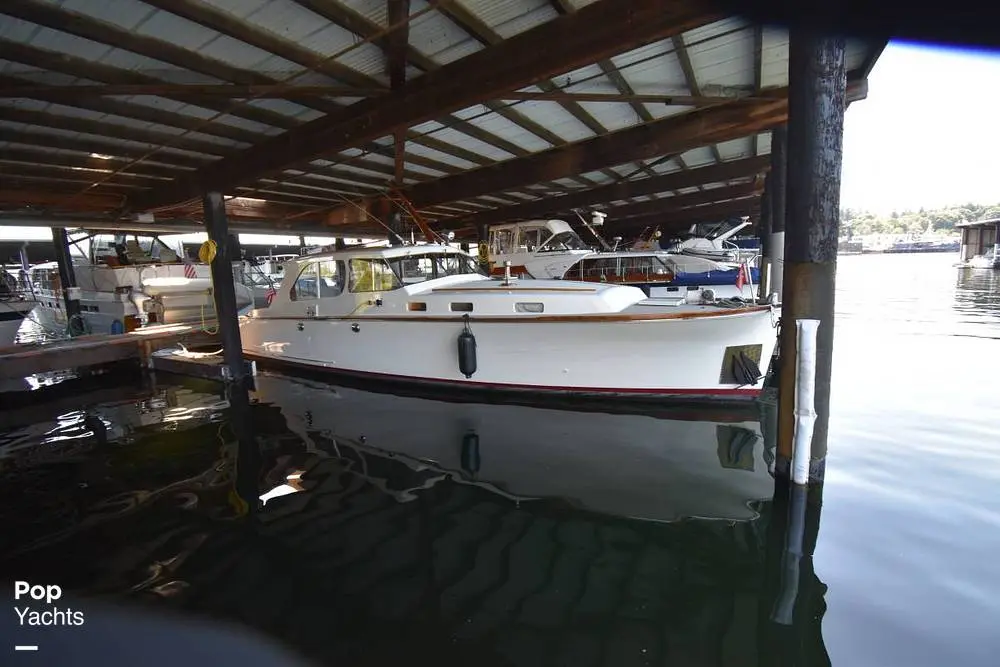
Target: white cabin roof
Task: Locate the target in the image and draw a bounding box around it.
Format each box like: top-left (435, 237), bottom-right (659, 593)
top-left (285, 243), bottom-right (473, 268)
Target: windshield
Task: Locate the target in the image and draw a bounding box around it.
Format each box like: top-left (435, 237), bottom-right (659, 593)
top-left (539, 231), bottom-right (590, 252)
top-left (387, 252), bottom-right (485, 284)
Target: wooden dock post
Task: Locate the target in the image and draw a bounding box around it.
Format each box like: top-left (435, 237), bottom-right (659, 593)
top-left (775, 30), bottom-right (848, 485)
top-left (768, 126), bottom-right (788, 300)
top-left (51, 227), bottom-right (84, 336)
top-left (203, 191), bottom-right (250, 388)
top-left (757, 176), bottom-right (773, 302)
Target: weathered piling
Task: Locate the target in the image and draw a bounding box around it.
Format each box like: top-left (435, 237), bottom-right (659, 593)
top-left (757, 177), bottom-right (773, 302)
top-left (203, 191), bottom-right (250, 388)
top-left (769, 126), bottom-right (788, 300)
top-left (50, 227), bottom-right (84, 336)
top-left (775, 30), bottom-right (848, 484)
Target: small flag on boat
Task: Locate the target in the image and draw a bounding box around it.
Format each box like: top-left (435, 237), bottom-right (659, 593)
top-left (182, 256), bottom-right (198, 279)
top-left (735, 263), bottom-right (748, 290)
top-left (265, 287), bottom-right (277, 305)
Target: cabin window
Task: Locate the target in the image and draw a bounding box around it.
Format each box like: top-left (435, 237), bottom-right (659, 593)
top-left (349, 258), bottom-right (402, 292)
top-left (290, 264), bottom-right (318, 301)
top-left (490, 229), bottom-right (516, 254)
top-left (386, 252), bottom-right (484, 283)
top-left (317, 260), bottom-right (344, 297)
top-left (515, 302), bottom-right (544, 313)
top-left (539, 231), bottom-right (589, 252)
top-left (407, 302), bottom-right (427, 312)
top-left (450, 302), bottom-right (474, 312)
top-left (518, 227), bottom-right (546, 252)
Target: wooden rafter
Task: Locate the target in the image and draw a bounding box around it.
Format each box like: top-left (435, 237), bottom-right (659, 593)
top-left (442, 156), bottom-right (770, 228)
top-left (672, 34), bottom-right (725, 166)
top-left (597, 182), bottom-right (760, 221)
top-left (134, 0), bottom-right (722, 210)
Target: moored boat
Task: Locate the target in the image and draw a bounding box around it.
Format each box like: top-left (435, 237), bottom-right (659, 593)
top-left (239, 244), bottom-right (779, 402)
top-left (29, 232), bottom-right (253, 336)
top-left (0, 271), bottom-right (36, 345)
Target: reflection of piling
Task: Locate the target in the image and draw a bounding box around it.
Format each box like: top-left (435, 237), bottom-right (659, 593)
top-left (759, 480), bottom-right (830, 666)
top-left (775, 30), bottom-right (848, 484)
top-left (51, 227), bottom-right (84, 336)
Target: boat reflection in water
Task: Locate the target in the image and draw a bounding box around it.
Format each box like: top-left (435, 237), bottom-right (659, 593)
top-left (0, 373), bottom-right (828, 667)
top-left (250, 371), bottom-right (775, 523)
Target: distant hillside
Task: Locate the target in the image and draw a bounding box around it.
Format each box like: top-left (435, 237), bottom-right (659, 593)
top-left (841, 203), bottom-right (1000, 236)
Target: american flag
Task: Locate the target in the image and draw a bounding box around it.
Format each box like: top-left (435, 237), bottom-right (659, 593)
top-left (182, 256), bottom-right (198, 279)
top-left (265, 287), bottom-right (277, 305)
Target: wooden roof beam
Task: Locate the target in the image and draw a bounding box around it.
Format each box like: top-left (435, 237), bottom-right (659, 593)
top-left (598, 182), bottom-right (761, 221)
top-left (135, 0), bottom-right (723, 210)
top-left (672, 34), bottom-right (725, 167)
top-left (441, 155), bottom-right (769, 228)
top-left (436, 0), bottom-right (612, 185)
top-left (605, 196), bottom-right (762, 232)
top-left (410, 97), bottom-right (789, 209)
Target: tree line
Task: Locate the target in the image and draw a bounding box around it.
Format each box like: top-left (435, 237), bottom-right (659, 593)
top-left (841, 202), bottom-right (1000, 237)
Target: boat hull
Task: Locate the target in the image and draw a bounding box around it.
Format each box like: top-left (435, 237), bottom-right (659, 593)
top-left (241, 307), bottom-right (778, 403)
top-left (0, 299), bottom-right (36, 345)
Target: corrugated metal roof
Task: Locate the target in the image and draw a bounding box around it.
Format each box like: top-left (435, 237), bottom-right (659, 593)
top-left (0, 0), bottom-right (885, 228)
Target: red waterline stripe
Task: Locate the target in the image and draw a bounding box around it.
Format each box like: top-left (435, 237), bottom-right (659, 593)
top-left (245, 354), bottom-right (761, 397)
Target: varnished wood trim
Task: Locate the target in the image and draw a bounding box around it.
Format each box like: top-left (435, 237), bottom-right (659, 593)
top-left (430, 286), bottom-right (597, 293)
top-left (251, 305), bottom-right (772, 324)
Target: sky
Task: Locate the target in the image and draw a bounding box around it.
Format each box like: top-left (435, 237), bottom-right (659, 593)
top-left (840, 41), bottom-right (1000, 214)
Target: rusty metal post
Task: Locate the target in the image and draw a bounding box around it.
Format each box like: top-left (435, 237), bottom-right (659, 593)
top-left (203, 191), bottom-right (250, 388)
top-left (769, 126), bottom-right (788, 299)
top-left (775, 30), bottom-right (847, 484)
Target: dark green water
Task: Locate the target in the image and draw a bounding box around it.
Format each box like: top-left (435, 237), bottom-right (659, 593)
top-left (1, 253), bottom-right (997, 666)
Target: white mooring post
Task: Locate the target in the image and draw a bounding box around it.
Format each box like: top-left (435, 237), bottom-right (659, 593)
top-left (791, 319), bottom-right (820, 485)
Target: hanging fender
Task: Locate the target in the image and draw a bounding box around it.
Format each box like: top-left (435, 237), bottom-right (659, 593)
top-left (457, 314), bottom-right (477, 379)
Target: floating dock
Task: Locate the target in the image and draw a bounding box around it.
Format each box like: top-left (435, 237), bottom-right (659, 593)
top-left (0, 323), bottom-right (219, 383)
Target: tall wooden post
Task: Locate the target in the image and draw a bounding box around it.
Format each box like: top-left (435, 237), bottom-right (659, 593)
top-left (51, 227), bottom-right (84, 335)
top-left (776, 31), bottom-right (848, 484)
top-left (203, 191), bottom-right (249, 387)
top-left (757, 176), bottom-right (773, 302)
top-left (769, 126), bottom-right (788, 299)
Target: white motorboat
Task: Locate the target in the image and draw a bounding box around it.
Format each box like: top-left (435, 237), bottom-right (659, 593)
top-left (561, 250), bottom-right (759, 301)
top-left (30, 233), bottom-right (254, 336)
top-left (486, 219), bottom-right (594, 278)
top-left (967, 249), bottom-right (998, 269)
top-left (0, 271), bottom-right (36, 345)
top-left (243, 253), bottom-right (298, 307)
top-left (240, 244), bottom-right (779, 402)
top-left (666, 220), bottom-right (753, 262)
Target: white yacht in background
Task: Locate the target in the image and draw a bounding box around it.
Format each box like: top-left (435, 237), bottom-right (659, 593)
top-left (487, 219), bottom-right (594, 278)
top-left (29, 233), bottom-right (253, 336)
top-left (240, 243), bottom-right (779, 402)
top-left (0, 271), bottom-right (36, 345)
top-left (244, 253), bottom-right (298, 307)
top-left (665, 220), bottom-right (753, 263)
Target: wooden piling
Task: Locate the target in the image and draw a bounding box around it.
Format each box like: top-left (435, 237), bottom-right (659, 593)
top-left (776, 30), bottom-right (848, 484)
top-left (203, 191), bottom-right (250, 387)
top-left (51, 227), bottom-right (84, 336)
top-left (769, 126), bottom-right (788, 299)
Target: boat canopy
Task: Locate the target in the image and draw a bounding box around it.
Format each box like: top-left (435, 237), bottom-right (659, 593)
top-left (286, 247), bottom-right (485, 299)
